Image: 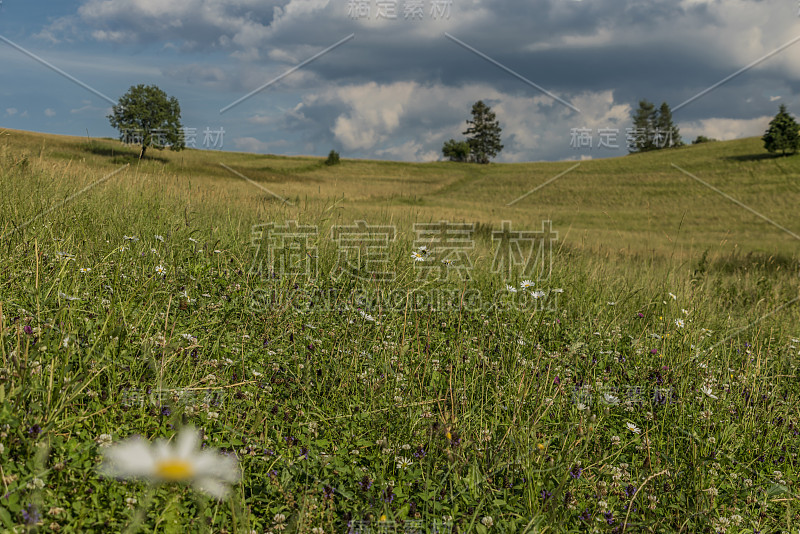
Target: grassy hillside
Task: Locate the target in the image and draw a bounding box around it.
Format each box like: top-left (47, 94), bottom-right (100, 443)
top-left (2, 128), bottom-right (799, 263)
top-left (0, 128), bottom-right (799, 532)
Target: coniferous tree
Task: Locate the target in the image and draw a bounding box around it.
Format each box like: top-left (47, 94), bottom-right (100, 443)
top-left (655, 102), bottom-right (683, 148)
top-left (463, 101), bottom-right (503, 164)
top-left (629, 99), bottom-right (657, 153)
top-left (629, 100), bottom-right (683, 153)
top-left (762, 104), bottom-right (800, 156)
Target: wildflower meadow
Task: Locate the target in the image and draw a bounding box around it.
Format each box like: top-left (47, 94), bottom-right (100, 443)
top-left (1, 130), bottom-right (799, 532)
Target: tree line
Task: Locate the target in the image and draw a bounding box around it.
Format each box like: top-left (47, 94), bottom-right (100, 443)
top-left (106, 85), bottom-right (799, 162)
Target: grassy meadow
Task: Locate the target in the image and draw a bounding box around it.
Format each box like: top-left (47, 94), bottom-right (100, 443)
top-left (0, 127), bottom-right (799, 533)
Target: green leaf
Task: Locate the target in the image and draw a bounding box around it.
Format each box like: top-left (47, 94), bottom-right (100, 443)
top-left (0, 506), bottom-right (12, 527)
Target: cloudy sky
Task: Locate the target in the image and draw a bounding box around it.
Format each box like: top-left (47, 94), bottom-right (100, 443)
top-left (1, 0), bottom-right (798, 162)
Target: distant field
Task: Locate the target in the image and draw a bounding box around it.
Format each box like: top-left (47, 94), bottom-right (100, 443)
top-left (2, 127), bottom-right (799, 264)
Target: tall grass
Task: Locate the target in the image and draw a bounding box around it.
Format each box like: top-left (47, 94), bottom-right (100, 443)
top-left (0, 129), bottom-right (798, 532)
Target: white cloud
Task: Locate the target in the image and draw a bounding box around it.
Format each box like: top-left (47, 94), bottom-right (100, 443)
top-left (288, 81), bottom-right (632, 161)
top-left (5, 108), bottom-right (18, 116)
top-left (232, 136), bottom-right (288, 153)
top-left (70, 100), bottom-right (110, 115)
top-left (375, 140), bottom-right (440, 162)
top-left (44, 108), bottom-right (57, 117)
top-left (329, 81), bottom-right (417, 150)
top-left (679, 116), bottom-right (771, 142)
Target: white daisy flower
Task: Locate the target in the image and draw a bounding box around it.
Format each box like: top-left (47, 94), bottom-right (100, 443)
top-left (668, 292), bottom-right (677, 300)
top-left (607, 301), bottom-right (616, 306)
top-left (531, 290), bottom-right (546, 299)
top-left (123, 235), bottom-right (139, 242)
top-left (520, 280), bottom-right (534, 290)
top-left (411, 251), bottom-right (426, 262)
top-left (99, 426), bottom-right (240, 499)
top-left (626, 422), bottom-right (641, 434)
top-left (154, 235), bottom-right (165, 242)
top-left (395, 457), bottom-right (412, 470)
top-left (552, 288), bottom-right (564, 293)
top-left (80, 267), bottom-right (92, 273)
top-left (675, 319), bottom-right (685, 328)
top-left (506, 284), bottom-right (517, 293)
top-left (701, 386), bottom-right (718, 400)
top-left (55, 251), bottom-right (75, 261)
top-left (155, 265), bottom-right (166, 275)
top-left (188, 237), bottom-right (198, 243)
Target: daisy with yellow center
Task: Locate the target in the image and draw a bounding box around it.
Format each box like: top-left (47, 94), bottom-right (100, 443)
top-left (99, 426), bottom-right (239, 499)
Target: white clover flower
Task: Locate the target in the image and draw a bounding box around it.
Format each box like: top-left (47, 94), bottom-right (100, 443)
top-left (481, 516), bottom-right (494, 528)
top-left (99, 426), bottom-right (239, 499)
top-left (96, 434), bottom-right (113, 448)
top-left (626, 422), bottom-right (641, 434)
top-left (602, 394), bottom-right (620, 405)
top-left (27, 477), bottom-right (45, 489)
top-left (180, 333), bottom-right (198, 344)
